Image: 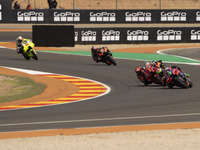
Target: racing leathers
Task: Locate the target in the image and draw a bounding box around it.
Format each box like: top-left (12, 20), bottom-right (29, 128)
top-left (161, 65), bottom-right (189, 86)
top-left (16, 38), bottom-right (32, 54)
top-left (91, 47), bottom-right (111, 63)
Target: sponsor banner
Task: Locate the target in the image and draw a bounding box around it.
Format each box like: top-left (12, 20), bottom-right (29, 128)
top-left (157, 29), bottom-right (182, 41)
top-left (160, 11), bottom-right (187, 22)
top-left (1, 7), bottom-right (200, 23)
top-left (190, 29), bottom-right (200, 41)
top-left (125, 11), bottom-right (152, 22)
top-left (17, 11), bottom-right (45, 22)
top-left (0, 1), bottom-right (200, 24)
top-left (81, 30), bottom-right (97, 41)
top-left (53, 11), bottom-right (81, 22)
top-left (74, 27), bottom-right (200, 44)
top-left (127, 30), bottom-right (149, 41)
top-left (89, 11), bottom-right (116, 22)
top-left (102, 30), bottom-right (120, 41)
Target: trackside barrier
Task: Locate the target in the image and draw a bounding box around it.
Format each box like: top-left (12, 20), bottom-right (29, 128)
top-left (74, 27), bottom-right (200, 44)
top-left (1, 1), bottom-right (200, 23)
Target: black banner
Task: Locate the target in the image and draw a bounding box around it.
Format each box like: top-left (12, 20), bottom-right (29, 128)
top-left (33, 25), bottom-right (75, 47)
top-left (2, 0), bottom-right (200, 24)
top-left (4, 9), bottom-right (200, 24)
top-left (74, 27), bottom-right (200, 44)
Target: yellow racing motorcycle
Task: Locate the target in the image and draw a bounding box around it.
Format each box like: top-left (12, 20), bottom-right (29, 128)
top-left (21, 40), bottom-right (38, 60)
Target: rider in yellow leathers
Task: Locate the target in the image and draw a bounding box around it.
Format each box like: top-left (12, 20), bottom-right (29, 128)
top-left (16, 36), bottom-right (34, 54)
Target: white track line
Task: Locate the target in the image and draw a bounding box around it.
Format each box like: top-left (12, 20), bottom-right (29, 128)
top-left (0, 112), bottom-right (200, 127)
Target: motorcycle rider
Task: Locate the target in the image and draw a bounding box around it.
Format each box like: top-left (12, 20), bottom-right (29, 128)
top-left (16, 36), bottom-right (32, 54)
top-left (91, 46), bottom-right (99, 62)
top-left (152, 60), bottom-right (166, 69)
top-left (91, 46), bottom-right (112, 63)
top-left (161, 65), bottom-right (189, 86)
top-left (137, 60), bottom-right (165, 85)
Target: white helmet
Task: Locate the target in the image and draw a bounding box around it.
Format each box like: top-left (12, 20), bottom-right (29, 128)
top-left (17, 36), bottom-right (23, 41)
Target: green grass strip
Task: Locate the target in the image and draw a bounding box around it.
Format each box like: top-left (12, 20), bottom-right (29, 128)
top-left (43, 51), bottom-right (200, 64)
top-left (0, 74), bottom-right (46, 103)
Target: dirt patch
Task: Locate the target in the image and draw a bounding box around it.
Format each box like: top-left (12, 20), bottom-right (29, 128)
top-left (0, 67), bottom-right (79, 107)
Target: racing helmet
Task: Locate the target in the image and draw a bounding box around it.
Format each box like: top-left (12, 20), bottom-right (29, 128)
top-left (17, 36), bottom-right (23, 42)
top-left (91, 45), bottom-right (98, 51)
top-left (145, 61), bottom-right (151, 67)
top-left (135, 67), bottom-right (141, 73)
top-left (156, 68), bottom-right (162, 74)
top-left (151, 61), bottom-right (157, 66)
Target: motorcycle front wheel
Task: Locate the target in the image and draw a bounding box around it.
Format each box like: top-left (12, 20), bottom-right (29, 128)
top-left (31, 51), bottom-right (38, 60)
top-left (175, 77), bottom-right (188, 89)
top-left (107, 56), bottom-right (117, 66)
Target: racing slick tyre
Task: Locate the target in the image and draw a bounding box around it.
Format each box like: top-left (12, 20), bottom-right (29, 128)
top-left (107, 56), bottom-right (117, 66)
top-left (188, 81), bottom-right (193, 88)
top-left (175, 77), bottom-right (188, 89)
top-left (154, 75), bottom-right (162, 85)
top-left (23, 53), bottom-right (30, 60)
top-left (168, 84), bottom-right (173, 89)
top-left (31, 51), bottom-right (38, 60)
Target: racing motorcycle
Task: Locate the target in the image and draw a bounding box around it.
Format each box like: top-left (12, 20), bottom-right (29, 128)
top-left (135, 66), bottom-right (163, 86)
top-left (103, 53), bottom-right (117, 66)
top-left (20, 40), bottom-right (38, 60)
top-left (94, 49), bottom-right (117, 66)
top-left (165, 68), bottom-right (192, 89)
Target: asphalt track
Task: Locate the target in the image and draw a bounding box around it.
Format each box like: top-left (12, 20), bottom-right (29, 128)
top-left (0, 32), bottom-right (200, 133)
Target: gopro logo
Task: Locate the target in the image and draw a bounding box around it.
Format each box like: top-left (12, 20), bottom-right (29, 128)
top-left (54, 12), bottom-right (80, 22)
top-left (75, 32), bottom-right (78, 41)
top-left (157, 30), bottom-right (182, 41)
top-left (191, 30), bottom-right (200, 40)
top-left (125, 12), bottom-right (151, 22)
top-left (102, 30), bottom-right (120, 41)
top-left (127, 30), bottom-right (149, 41)
top-left (17, 11), bottom-right (44, 21)
top-left (90, 12), bottom-right (116, 22)
top-left (196, 12), bottom-right (200, 21)
top-left (0, 4), bottom-right (2, 21)
top-left (81, 30), bottom-right (96, 41)
top-left (161, 11), bottom-right (186, 21)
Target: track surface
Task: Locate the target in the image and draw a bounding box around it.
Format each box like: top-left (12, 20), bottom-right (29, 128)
top-left (0, 32), bottom-right (200, 133)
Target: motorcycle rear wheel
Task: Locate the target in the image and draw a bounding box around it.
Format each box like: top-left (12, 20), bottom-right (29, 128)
top-left (154, 75), bottom-right (162, 85)
top-left (168, 84), bottom-right (173, 89)
top-left (23, 53), bottom-right (30, 60)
